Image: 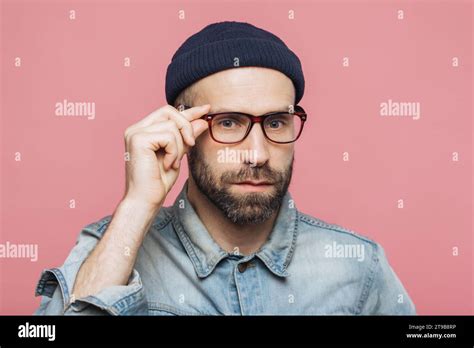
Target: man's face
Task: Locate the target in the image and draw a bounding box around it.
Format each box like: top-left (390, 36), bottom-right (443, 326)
top-left (187, 67), bottom-right (296, 225)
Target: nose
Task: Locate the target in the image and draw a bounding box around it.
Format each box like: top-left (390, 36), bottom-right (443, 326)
top-left (241, 123), bottom-right (270, 167)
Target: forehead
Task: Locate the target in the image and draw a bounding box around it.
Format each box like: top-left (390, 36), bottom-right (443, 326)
top-left (192, 67), bottom-right (295, 114)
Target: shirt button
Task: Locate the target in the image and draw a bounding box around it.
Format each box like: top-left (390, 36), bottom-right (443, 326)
top-left (238, 262), bottom-right (249, 273)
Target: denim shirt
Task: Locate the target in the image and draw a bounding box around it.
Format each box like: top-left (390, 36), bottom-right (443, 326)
top-left (34, 181), bottom-right (416, 315)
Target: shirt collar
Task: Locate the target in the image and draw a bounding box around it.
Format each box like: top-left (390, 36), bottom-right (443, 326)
top-left (172, 180), bottom-right (298, 279)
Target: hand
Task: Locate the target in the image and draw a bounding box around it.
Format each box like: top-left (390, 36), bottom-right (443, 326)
top-left (122, 104), bottom-right (210, 209)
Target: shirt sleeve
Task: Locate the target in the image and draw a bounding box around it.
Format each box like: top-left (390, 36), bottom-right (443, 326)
top-left (33, 216), bottom-right (148, 315)
top-left (361, 243), bottom-right (417, 315)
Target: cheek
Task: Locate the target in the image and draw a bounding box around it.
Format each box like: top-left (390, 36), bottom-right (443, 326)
top-left (196, 137), bottom-right (233, 170)
top-left (268, 145), bottom-right (294, 169)
top-left (196, 136), bottom-right (294, 172)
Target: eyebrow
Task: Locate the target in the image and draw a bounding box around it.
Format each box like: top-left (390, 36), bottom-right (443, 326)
top-left (210, 106), bottom-right (291, 114)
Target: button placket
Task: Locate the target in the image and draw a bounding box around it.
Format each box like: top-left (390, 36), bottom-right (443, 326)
top-left (234, 259), bottom-right (261, 315)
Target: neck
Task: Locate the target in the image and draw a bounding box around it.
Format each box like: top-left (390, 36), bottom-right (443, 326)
top-left (186, 176), bottom-right (278, 255)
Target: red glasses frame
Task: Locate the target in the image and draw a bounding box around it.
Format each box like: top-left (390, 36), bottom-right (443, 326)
top-left (179, 104), bottom-right (307, 144)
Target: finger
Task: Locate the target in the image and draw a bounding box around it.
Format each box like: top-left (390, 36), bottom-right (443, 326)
top-left (179, 104), bottom-right (211, 122)
top-left (128, 116), bottom-right (204, 169)
top-left (160, 132), bottom-right (181, 171)
top-left (143, 122), bottom-right (185, 170)
top-left (127, 107), bottom-right (170, 134)
top-left (191, 119), bottom-right (210, 139)
top-left (164, 109), bottom-right (196, 147)
top-left (132, 105), bottom-right (208, 143)
top-left (164, 124), bottom-right (185, 169)
top-left (137, 131), bottom-right (178, 171)
top-left (129, 104), bottom-right (196, 132)
top-left (137, 117), bottom-right (205, 154)
top-left (143, 104), bottom-right (210, 128)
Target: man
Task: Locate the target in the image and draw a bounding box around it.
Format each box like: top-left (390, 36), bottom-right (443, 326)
top-left (34, 21), bottom-right (416, 315)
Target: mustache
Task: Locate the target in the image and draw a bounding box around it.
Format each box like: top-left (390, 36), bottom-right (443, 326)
top-left (220, 164), bottom-right (283, 184)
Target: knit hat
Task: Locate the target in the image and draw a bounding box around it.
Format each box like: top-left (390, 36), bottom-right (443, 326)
top-left (165, 21), bottom-right (305, 105)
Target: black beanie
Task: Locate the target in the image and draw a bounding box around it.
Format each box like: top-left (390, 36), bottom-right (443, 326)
top-left (165, 21), bottom-right (305, 106)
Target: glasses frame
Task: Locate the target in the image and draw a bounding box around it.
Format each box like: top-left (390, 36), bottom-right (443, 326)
top-left (179, 104), bottom-right (307, 144)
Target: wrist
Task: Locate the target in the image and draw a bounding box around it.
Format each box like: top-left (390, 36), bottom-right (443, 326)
top-left (107, 197), bottom-right (161, 243)
top-left (120, 194), bottom-right (163, 213)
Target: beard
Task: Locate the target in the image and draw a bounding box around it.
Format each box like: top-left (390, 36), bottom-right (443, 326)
top-left (187, 146), bottom-right (293, 225)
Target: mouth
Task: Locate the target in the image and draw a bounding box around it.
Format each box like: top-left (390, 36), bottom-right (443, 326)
top-left (230, 180), bottom-right (274, 192)
top-left (236, 180), bottom-right (273, 185)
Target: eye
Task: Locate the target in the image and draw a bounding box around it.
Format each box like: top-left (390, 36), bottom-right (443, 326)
top-left (268, 120), bottom-right (283, 128)
top-left (218, 119), bottom-right (238, 128)
top-left (213, 114), bottom-right (247, 130)
top-left (265, 115), bottom-right (289, 130)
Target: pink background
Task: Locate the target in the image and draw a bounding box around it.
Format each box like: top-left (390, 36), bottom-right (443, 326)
top-left (1, 0), bottom-right (472, 315)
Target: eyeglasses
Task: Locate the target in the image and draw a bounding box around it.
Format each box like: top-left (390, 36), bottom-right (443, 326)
top-left (178, 104), bottom-right (307, 144)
